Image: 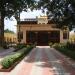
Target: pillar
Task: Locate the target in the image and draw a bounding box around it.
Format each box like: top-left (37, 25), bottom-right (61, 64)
top-left (60, 30), bottom-right (63, 43)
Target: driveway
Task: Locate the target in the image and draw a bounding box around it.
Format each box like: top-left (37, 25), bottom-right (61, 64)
top-left (0, 46), bottom-right (75, 75)
top-left (0, 47), bottom-right (15, 61)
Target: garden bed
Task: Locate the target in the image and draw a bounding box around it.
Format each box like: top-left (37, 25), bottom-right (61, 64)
top-left (0, 55), bottom-right (25, 72)
top-left (53, 43), bottom-right (75, 60)
top-left (55, 47), bottom-right (75, 60)
top-left (0, 45), bottom-right (33, 72)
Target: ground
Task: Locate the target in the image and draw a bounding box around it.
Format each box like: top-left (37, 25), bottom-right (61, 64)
top-left (0, 46), bottom-right (75, 75)
top-left (0, 47), bottom-right (15, 61)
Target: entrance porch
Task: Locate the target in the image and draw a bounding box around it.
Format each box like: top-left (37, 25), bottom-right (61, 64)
top-left (26, 31), bottom-right (60, 46)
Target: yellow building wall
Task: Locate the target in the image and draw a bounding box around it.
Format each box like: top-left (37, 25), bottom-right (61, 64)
top-left (69, 34), bottom-right (75, 43)
top-left (4, 32), bottom-right (17, 43)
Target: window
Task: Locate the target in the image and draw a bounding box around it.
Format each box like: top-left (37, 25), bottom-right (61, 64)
top-left (50, 31), bottom-right (59, 38)
top-left (63, 32), bottom-right (67, 39)
top-left (20, 32), bottom-right (23, 39)
top-left (18, 31), bottom-right (23, 39)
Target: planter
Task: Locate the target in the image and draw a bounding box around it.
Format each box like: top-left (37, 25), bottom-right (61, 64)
top-left (0, 54), bottom-right (25, 72)
top-left (0, 61), bottom-right (19, 72)
top-left (0, 46), bottom-right (33, 72)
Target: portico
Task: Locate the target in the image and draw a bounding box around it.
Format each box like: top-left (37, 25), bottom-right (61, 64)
top-left (17, 16), bottom-right (69, 45)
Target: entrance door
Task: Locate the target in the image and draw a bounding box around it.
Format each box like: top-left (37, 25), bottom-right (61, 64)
top-left (26, 31), bottom-right (60, 45)
top-left (37, 32), bottom-right (48, 46)
top-left (26, 31), bottom-right (36, 44)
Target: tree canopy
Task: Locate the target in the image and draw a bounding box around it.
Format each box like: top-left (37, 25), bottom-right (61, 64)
top-left (4, 29), bottom-right (15, 34)
top-left (0, 0), bottom-right (36, 46)
top-left (1, 0), bottom-right (36, 19)
top-left (38, 0), bottom-right (75, 30)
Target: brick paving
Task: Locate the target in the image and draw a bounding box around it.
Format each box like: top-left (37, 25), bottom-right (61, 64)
top-left (0, 46), bottom-right (75, 75)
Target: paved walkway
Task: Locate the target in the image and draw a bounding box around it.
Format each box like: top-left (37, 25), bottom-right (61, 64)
top-left (0, 46), bottom-right (75, 75)
top-left (0, 47), bottom-right (15, 61)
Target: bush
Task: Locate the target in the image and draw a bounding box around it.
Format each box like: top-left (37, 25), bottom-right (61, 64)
top-left (3, 44), bottom-right (9, 49)
top-left (1, 45), bottom-right (33, 69)
top-left (14, 43), bottom-right (26, 52)
top-left (66, 42), bottom-right (75, 51)
top-left (1, 50), bottom-right (24, 69)
top-left (52, 42), bottom-right (75, 51)
top-left (1, 57), bottom-right (14, 69)
top-left (49, 42), bottom-right (53, 47)
top-left (54, 43), bottom-right (75, 60)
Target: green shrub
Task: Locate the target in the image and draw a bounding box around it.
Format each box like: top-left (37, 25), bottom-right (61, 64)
top-left (54, 44), bottom-right (75, 60)
top-left (3, 42), bottom-right (9, 49)
top-left (49, 42), bottom-right (53, 47)
top-left (14, 44), bottom-right (26, 52)
top-left (1, 46), bottom-right (33, 69)
top-left (66, 42), bottom-right (75, 51)
top-left (1, 51), bottom-right (24, 69)
top-left (52, 43), bottom-right (60, 48)
top-left (1, 57), bottom-right (13, 68)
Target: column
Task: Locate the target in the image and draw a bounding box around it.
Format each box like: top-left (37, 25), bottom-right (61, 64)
top-left (35, 32), bottom-right (38, 45)
top-left (60, 30), bottom-right (63, 43)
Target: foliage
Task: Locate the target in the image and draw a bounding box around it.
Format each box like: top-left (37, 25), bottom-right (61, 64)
top-left (4, 29), bottom-right (15, 34)
top-left (3, 41), bottom-right (9, 49)
top-left (53, 42), bottom-right (75, 60)
top-left (1, 50), bottom-right (24, 69)
top-left (66, 42), bottom-right (75, 50)
top-left (14, 43), bottom-right (26, 52)
top-left (1, 0), bottom-right (36, 18)
top-left (0, 0), bottom-right (36, 46)
top-left (38, 0), bottom-right (75, 30)
top-left (1, 45), bottom-right (33, 69)
top-left (52, 43), bottom-right (60, 48)
top-left (52, 42), bottom-right (75, 51)
top-left (49, 42), bottom-right (53, 47)
top-left (55, 46), bottom-right (75, 60)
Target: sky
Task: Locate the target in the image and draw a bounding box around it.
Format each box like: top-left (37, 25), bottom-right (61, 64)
top-left (70, 28), bottom-right (75, 34)
top-left (4, 9), bottom-right (74, 34)
top-left (4, 10), bottom-right (46, 33)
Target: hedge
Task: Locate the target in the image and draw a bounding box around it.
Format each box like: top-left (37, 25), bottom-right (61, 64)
top-left (54, 44), bottom-right (75, 60)
top-left (0, 45), bottom-right (33, 69)
top-left (14, 44), bottom-right (26, 52)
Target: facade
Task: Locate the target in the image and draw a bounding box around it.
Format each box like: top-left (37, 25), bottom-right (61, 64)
top-left (0, 12), bottom-right (1, 44)
top-left (69, 29), bottom-right (75, 43)
top-left (17, 16), bottom-right (69, 45)
top-left (0, 13), bottom-right (1, 46)
top-left (4, 32), bottom-right (17, 44)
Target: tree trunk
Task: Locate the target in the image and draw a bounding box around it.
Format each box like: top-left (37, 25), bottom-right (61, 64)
top-left (0, 11), bottom-right (5, 47)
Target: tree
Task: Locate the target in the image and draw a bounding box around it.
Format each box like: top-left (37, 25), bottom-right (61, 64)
top-left (38, 0), bottom-right (75, 30)
top-left (4, 29), bottom-right (14, 34)
top-left (0, 0), bottom-right (36, 46)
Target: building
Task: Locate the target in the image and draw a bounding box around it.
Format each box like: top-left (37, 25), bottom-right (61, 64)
top-left (69, 29), bottom-right (75, 43)
top-left (4, 32), bottom-right (17, 44)
top-left (17, 16), bottom-right (69, 45)
top-left (0, 12), bottom-right (1, 46)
